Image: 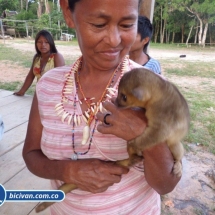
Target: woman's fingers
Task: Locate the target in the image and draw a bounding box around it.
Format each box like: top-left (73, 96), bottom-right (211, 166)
top-left (96, 112), bottom-right (113, 125)
top-left (102, 101), bottom-right (118, 113)
top-left (96, 101), bottom-right (147, 141)
top-left (68, 159), bottom-right (129, 193)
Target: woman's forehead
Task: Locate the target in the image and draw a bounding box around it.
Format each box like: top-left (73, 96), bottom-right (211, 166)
top-left (37, 36), bottom-right (48, 41)
top-left (73, 0), bottom-right (139, 18)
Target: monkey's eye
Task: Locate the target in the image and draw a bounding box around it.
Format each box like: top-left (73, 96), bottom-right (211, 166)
top-left (121, 93), bottom-right (127, 102)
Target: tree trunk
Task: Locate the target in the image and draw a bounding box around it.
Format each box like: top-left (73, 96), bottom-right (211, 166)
top-left (26, 0), bottom-right (28, 11)
top-left (196, 14), bottom-right (203, 45)
top-left (186, 25), bottom-right (193, 46)
top-left (181, 24), bottom-right (184, 43)
top-left (194, 26), bottom-right (198, 43)
top-left (202, 22), bottom-right (208, 48)
top-left (154, 21), bottom-right (159, 43)
top-left (165, 29), bottom-right (167, 43)
top-left (37, 0), bottom-right (46, 17)
top-left (160, 6), bottom-right (163, 43)
top-left (45, 0), bottom-right (50, 14)
top-left (161, 18), bottom-right (166, 44)
top-left (172, 32), bottom-right (175, 43)
top-left (21, 0), bottom-right (23, 10)
top-left (166, 30), bottom-right (170, 43)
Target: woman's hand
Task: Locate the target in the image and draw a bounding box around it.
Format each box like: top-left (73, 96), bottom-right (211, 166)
top-left (96, 99), bottom-right (147, 141)
top-left (13, 91), bottom-right (25, 96)
top-left (63, 159), bottom-right (129, 193)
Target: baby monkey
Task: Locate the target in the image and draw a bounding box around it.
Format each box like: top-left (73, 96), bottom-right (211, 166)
top-left (36, 68), bottom-right (189, 213)
top-left (115, 68), bottom-right (190, 178)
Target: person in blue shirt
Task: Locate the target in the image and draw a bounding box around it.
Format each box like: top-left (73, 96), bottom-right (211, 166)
top-left (129, 15), bottom-right (161, 74)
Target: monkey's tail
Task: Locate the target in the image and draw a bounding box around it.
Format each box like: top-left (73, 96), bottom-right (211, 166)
top-left (35, 183), bottom-right (77, 213)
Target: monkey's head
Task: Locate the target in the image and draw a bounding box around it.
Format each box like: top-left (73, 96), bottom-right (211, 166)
top-left (115, 69), bottom-right (151, 109)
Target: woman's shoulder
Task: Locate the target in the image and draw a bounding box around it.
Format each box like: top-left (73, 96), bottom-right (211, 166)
top-left (52, 52), bottom-right (65, 67)
top-left (33, 54), bottom-right (40, 61)
top-left (53, 52), bottom-right (64, 58)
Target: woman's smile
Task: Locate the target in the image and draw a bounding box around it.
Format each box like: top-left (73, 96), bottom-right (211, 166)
top-left (99, 49), bottom-right (121, 60)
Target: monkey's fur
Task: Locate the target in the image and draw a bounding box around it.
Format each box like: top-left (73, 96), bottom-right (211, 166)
top-left (115, 68), bottom-right (190, 178)
top-left (35, 68), bottom-right (190, 213)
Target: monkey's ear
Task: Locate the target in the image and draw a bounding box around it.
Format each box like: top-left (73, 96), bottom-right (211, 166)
top-left (132, 87), bottom-right (144, 100)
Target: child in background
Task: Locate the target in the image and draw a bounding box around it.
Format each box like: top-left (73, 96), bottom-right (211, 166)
top-left (129, 15), bottom-right (161, 74)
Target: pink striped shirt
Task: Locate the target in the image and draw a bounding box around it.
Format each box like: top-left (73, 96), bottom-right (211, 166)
top-left (36, 59), bottom-right (161, 215)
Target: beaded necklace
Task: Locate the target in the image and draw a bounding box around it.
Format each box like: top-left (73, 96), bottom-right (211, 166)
top-left (55, 55), bottom-right (129, 160)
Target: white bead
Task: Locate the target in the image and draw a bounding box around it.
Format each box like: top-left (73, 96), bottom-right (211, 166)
top-left (71, 154), bottom-right (78, 160)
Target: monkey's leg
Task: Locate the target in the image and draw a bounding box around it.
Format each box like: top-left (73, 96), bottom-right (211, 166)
top-left (116, 144), bottom-right (143, 167)
top-left (35, 183), bottom-right (77, 213)
top-left (168, 142), bottom-right (184, 178)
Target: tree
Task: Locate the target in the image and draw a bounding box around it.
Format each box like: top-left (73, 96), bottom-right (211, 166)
top-left (0, 0), bottom-right (19, 15)
top-left (176, 0), bottom-right (215, 46)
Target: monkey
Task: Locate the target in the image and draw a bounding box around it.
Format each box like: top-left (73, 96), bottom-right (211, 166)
top-left (115, 67), bottom-right (190, 178)
top-left (35, 67), bottom-right (190, 213)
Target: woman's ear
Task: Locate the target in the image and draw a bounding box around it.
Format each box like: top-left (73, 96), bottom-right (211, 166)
top-left (60, 0), bottom-right (75, 28)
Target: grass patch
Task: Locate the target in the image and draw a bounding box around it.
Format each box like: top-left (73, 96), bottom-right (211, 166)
top-left (0, 82), bottom-right (36, 96)
top-left (161, 60), bottom-right (215, 78)
top-left (55, 39), bottom-right (79, 46)
top-left (166, 73), bottom-right (215, 154)
top-left (150, 43), bottom-right (214, 52)
top-left (0, 44), bottom-right (33, 68)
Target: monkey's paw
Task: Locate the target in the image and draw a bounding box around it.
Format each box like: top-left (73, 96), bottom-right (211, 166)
top-left (173, 161), bottom-right (182, 177)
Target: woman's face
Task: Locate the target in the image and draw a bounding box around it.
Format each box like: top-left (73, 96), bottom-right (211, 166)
top-left (36, 36), bottom-right (51, 54)
top-left (62, 0), bottom-right (139, 71)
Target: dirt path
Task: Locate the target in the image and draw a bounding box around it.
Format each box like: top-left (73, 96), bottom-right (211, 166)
top-left (1, 40), bottom-right (215, 214)
top-left (162, 149), bottom-right (215, 215)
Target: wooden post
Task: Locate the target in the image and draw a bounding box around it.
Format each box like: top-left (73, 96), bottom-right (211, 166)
top-left (139, 0), bottom-right (156, 53)
top-left (139, 0), bottom-right (155, 23)
top-left (0, 19), bottom-right (5, 44)
top-left (25, 21), bottom-right (29, 41)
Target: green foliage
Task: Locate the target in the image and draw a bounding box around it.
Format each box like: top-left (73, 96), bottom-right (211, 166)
top-left (0, 81), bottom-right (36, 95)
top-left (15, 10), bottom-right (37, 20)
top-left (50, 9), bottom-right (64, 24)
top-left (0, 0), bottom-right (19, 14)
top-left (36, 14), bottom-right (50, 28)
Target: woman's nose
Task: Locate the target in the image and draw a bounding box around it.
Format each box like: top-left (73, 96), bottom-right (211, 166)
top-left (104, 26), bottom-right (121, 47)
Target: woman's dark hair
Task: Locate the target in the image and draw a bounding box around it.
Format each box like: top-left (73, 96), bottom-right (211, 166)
top-left (35, 30), bottom-right (58, 55)
top-left (137, 15), bottom-right (153, 52)
top-left (68, 0), bottom-right (142, 12)
top-left (68, 0), bottom-right (81, 12)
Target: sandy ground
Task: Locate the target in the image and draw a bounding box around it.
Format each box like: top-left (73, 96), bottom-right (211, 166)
top-left (0, 39), bottom-right (215, 214)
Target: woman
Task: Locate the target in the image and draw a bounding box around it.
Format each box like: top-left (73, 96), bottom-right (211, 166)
top-left (23, 0), bottom-right (181, 214)
top-left (14, 30), bottom-right (65, 96)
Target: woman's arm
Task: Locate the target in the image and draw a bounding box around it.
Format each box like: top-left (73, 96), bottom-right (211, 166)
top-left (96, 101), bottom-right (181, 195)
top-left (14, 55), bottom-right (36, 96)
top-left (143, 143), bottom-right (181, 195)
top-left (54, 52), bottom-right (65, 67)
top-left (23, 94), bottom-right (128, 193)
